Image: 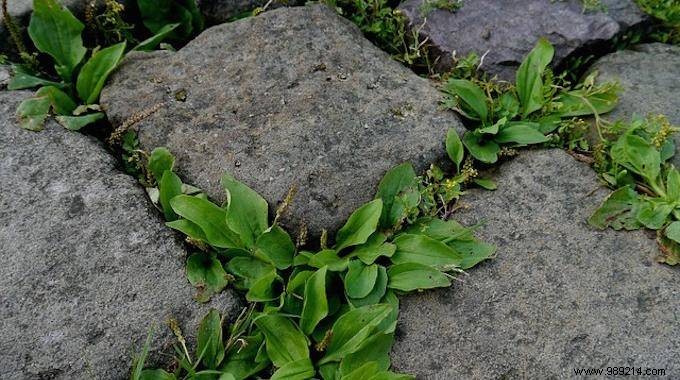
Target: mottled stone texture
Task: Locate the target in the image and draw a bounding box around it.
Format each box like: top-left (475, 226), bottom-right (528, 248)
top-left (392, 149), bottom-right (678, 378)
top-left (398, 0), bottom-right (646, 80)
top-left (101, 4), bottom-right (466, 237)
top-left (0, 91), bottom-right (238, 379)
top-left (591, 43), bottom-right (680, 166)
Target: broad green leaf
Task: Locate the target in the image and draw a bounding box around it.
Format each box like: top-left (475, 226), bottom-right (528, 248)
top-left (658, 232), bottom-right (680, 266)
top-left (557, 87), bottom-right (618, 117)
top-left (8, 65), bottom-right (65, 90)
top-left (300, 266), bottom-right (329, 335)
top-left (347, 265), bottom-right (388, 308)
top-left (197, 309), bottom-right (225, 369)
top-left (16, 94), bottom-right (50, 131)
top-left (28, 0), bottom-right (86, 80)
top-left (369, 372), bottom-right (415, 380)
top-left (342, 362), bottom-right (381, 380)
top-left (391, 234), bottom-right (463, 269)
top-left (339, 333), bottom-right (393, 375)
top-left (287, 270), bottom-right (314, 296)
top-left (139, 369), bottom-right (176, 380)
top-left (335, 199), bottom-right (383, 251)
top-left (55, 113), bottom-right (105, 130)
top-left (246, 271), bottom-right (281, 302)
top-left (148, 147), bottom-right (176, 183)
top-left (473, 178), bottom-right (497, 190)
top-left (166, 218), bottom-right (207, 242)
top-left (666, 168), bottom-right (680, 204)
top-left (462, 132), bottom-right (500, 164)
top-left (495, 123), bottom-right (549, 145)
top-left (402, 217), bottom-right (474, 241)
top-left (666, 222), bottom-right (680, 244)
top-left (254, 226), bottom-right (295, 270)
top-left (170, 195), bottom-right (242, 248)
top-left (319, 363), bottom-right (340, 380)
top-left (222, 173), bottom-right (269, 248)
top-left (344, 260), bottom-right (378, 299)
top-left (352, 233), bottom-right (396, 265)
top-left (377, 290), bottom-right (399, 333)
top-left (450, 240), bottom-right (496, 269)
top-left (588, 186), bottom-right (642, 230)
top-left (446, 79), bottom-right (488, 121)
top-left (516, 38), bottom-right (554, 117)
top-left (159, 170), bottom-right (183, 221)
top-left (375, 164), bottom-right (417, 229)
top-left (254, 314), bottom-right (309, 368)
top-left (220, 333), bottom-right (269, 379)
top-left (308, 250), bottom-right (349, 271)
top-left (186, 252), bottom-right (229, 301)
top-left (271, 358), bottom-right (315, 380)
top-left (611, 132), bottom-right (661, 183)
top-left (319, 304), bottom-right (392, 364)
top-left (134, 23), bottom-right (180, 51)
top-left (36, 85), bottom-right (76, 115)
top-left (227, 256), bottom-right (276, 290)
top-left (76, 42), bottom-right (126, 104)
top-left (387, 263), bottom-right (450, 292)
top-left (636, 201), bottom-right (673, 230)
top-left (445, 128), bottom-right (464, 171)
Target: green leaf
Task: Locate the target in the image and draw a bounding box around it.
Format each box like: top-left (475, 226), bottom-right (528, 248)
top-left (16, 93), bottom-right (51, 131)
top-left (516, 38), bottom-right (554, 118)
top-left (271, 358), bottom-right (315, 380)
top-left (28, 0), bottom-right (86, 80)
top-left (319, 304), bottom-right (392, 365)
top-left (348, 265), bottom-right (388, 308)
top-left (222, 173), bottom-right (269, 248)
top-left (665, 221), bottom-right (680, 244)
top-left (445, 128), bottom-right (464, 171)
top-left (134, 23), bottom-right (180, 51)
top-left (611, 132), bottom-right (661, 183)
top-left (387, 263), bottom-right (450, 292)
top-left (148, 147), bottom-right (176, 183)
top-left (339, 333), bottom-right (393, 375)
top-left (227, 256), bottom-right (276, 290)
top-left (138, 369), bottom-right (176, 380)
top-left (170, 195), bottom-right (242, 249)
top-left (246, 271), bottom-right (281, 302)
top-left (451, 240), bottom-right (496, 270)
top-left (55, 112), bottom-right (105, 130)
top-left (335, 199), bottom-right (383, 251)
top-left (344, 260), bottom-right (378, 299)
top-left (588, 186), bottom-right (642, 230)
top-left (254, 226), bottom-right (295, 270)
top-left (341, 362), bottom-right (381, 380)
top-left (36, 85), bottom-right (77, 115)
top-left (462, 132), bottom-right (499, 164)
top-left (473, 178), bottom-right (497, 190)
top-left (375, 164), bottom-right (418, 229)
top-left (159, 170), bottom-right (183, 221)
top-left (300, 266), bottom-right (329, 335)
top-left (308, 250), bottom-right (350, 271)
top-left (445, 79), bottom-right (488, 121)
top-left (658, 231), bottom-right (680, 266)
top-left (557, 87), bottom-right (618, 117)
top-left (495, 123), bottom-right (549, 145)
top-left (186, 252), bottom-right (229, 301)
top-left (666, 168), bottom-right (680, 204)
top-left (402, 217), bottom-right (473, 241)
top-left (220, 333), bottom-right (269, 379)
top-left (76, 42), bottom-right (126, 104)
top-left (197, 309), bottom-right (225, 369)
top-left (8, 65), bottom-right (65, 90)
top-left (636, 201), bottom-right (673, 230)
top-left (254, 314), bottom-right (309, 368)
top-left (391, 234), bottom-right (463, 269)
top-left (352, 234), bottom-right (396, 265)
top-left (166, 218), bottom-right (207, 242)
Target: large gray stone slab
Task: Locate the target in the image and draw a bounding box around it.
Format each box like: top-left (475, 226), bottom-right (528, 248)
top-left (591, 43), bottom-right (680, 166)
top-left (398, 0), bottom-right (646, 80)
top-left (100, 4), bottom-right (466, 237)
top-left (391, 149), bottom-right (679, 378)
top-left (0, 91), bottom-right (238, 379)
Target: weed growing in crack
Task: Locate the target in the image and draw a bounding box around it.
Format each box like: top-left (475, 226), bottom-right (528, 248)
top-left (130, 147), bottom-right (495, 379)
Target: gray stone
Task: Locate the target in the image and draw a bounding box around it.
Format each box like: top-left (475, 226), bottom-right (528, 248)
top-left (398, 0), bottom-right (646, 80)
top-left (591, 43), bottom-right (680, 166)
top-left (0, 91), bottom-right (238, 379)
top-left (0, 65), bottom-right (10, 89)
top-left (391, 149), bottom-right (679, 378)
top-left (100, 4), bottom-right (466, 237)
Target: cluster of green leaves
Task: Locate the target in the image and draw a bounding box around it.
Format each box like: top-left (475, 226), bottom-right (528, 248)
top-left (442, 38), bottom-right (620, 164)
top-left (419, 0), bottom-right (462, 16)
top-left (8, 0), bottom-right (187, 132)
top-left (137, 0), bottom-right (204, 42)
top-left (635, 0), bottom-right (680, 45)
top-left (133, 147), bottom-right (495, 379)
top-left (589, 115), bottom-right (680, 265)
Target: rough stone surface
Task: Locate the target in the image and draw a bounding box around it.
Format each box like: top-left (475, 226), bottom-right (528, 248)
top-left (592, 43), bottom-right (680, 167)
top-left (392, 149), bottom-right (679, 378)
top-left (0, 91), bottom-right (238, 379)
top-left (398, 0), bottom-right (646, 80)
top-left (0, 65), bottom-right (10, 89)
top-left (101, 4), bottom-right (466, 237)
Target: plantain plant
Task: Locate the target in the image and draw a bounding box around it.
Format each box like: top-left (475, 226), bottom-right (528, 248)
top-left (131, 147), bottom-right (495, 379)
